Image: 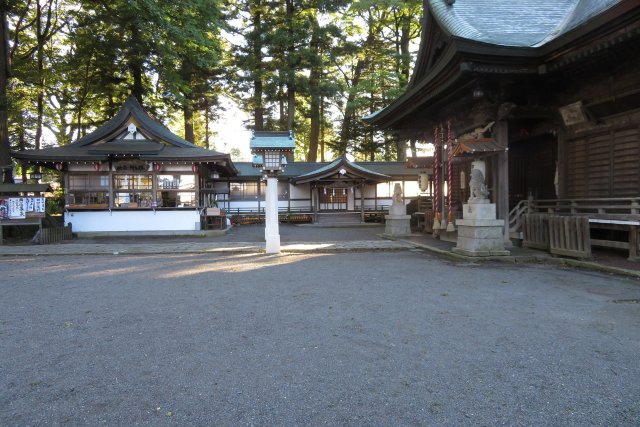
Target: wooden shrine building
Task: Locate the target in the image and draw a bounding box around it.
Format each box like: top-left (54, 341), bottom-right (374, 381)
top-left (13, 97), bottom-right (237, 233)
top-left (365, 0), bottom-right (640, 255)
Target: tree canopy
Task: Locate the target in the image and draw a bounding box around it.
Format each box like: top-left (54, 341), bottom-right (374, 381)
top-left (0, 0), bottom-right (422, 180)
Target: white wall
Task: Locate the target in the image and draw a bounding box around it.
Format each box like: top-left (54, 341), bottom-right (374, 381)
top-left (289, 183), bottom-right (309, 199)
top-left (65, 210), bottom-right (201, 232)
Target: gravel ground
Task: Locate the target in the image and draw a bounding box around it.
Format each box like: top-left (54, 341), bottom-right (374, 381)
top-left (1, 251), bottom-right (639, 426)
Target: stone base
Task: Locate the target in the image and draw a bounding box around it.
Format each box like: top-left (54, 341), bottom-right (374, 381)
top-left (385, 215), bottom-right (411, 236)
top-left (463, 202), bottom-right (495, 220)
top-left (453, 219), bottom-right (509, 257)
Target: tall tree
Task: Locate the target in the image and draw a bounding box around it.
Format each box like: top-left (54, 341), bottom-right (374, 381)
top-left (0, 0), bottom-right (11, 182)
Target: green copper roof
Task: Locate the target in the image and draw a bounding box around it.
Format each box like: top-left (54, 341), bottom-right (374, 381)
top-left (249, 131), bottom-right (296, 150)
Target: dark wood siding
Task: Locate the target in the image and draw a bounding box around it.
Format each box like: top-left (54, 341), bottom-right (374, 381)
top-left (566, 127), bottom-right (640, 198)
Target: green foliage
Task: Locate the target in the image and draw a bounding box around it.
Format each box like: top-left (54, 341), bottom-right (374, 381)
top-left (5, 0), bottom-right (422, 165)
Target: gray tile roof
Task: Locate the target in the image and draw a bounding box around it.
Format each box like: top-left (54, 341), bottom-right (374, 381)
top-left (12, 97), bottom-right (238, 175)
top-left (232, 160), bottom-right (416, 180)
top-left (249, 131), bottom-right (296, 150)
top-left (431, 0), bottom-right (623, 47)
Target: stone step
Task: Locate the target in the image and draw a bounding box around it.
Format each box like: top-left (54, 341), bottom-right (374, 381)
top-left (316, 212), bottom-right (362, 224)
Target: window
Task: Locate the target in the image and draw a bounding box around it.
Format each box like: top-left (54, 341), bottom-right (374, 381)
top-left (157, 174), bottom-right (195, 190)
top-left (67, 192), bottom-right (109, 208)
top-left (229, 182), bottom-right (260, 200)
top-left (264, 151), bottom-right (280, 169)
top-left (377, 181), bottom-right (404, 198)
top-left (67, 174), bottom-right (110, 208)
top-left (156, 191), bottom-right (196, 208)
top-left (69, 174), bottom-right (109, 190)
top-left (115, 192), bottom-right (153, 208)
top-left (155, 174), bottom-right (197, 208)
top-left (114, 174), bottom-right (153, 208)
top-left (114, 174), bottom-right (153, 190)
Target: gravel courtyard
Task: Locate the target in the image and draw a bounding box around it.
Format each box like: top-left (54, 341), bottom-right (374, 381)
top-left (1, 251), bottom-right (639, 426)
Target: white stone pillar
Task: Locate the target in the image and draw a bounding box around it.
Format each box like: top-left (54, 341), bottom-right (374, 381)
top-left (265, 176), bottom-right (281, 254)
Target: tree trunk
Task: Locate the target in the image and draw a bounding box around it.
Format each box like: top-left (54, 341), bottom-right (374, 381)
top-left (395, 138), bottom-right (407, 161)
top-left (285, 0), bottom-right (295, 130)
top-left (338, 21), bottom-right (376, 155)
top-left (0, 0), bottom-right (12, 183)
top-left (204, 97), bottom-right (210, 149)
top-left (35, 1), bottom-right (44, 150)
top-left (320, 99), bottom-right (325, 162)
top-left (252, 0), bottom-right (264, 131)
top-left (307, 14), bottom-right (321, 162)
top-left (183, 98), bottom-right (195, 143)
top-left (130, 24), bottom-right (144, 104)
top-left (399, 10), bottom-right (412, 87)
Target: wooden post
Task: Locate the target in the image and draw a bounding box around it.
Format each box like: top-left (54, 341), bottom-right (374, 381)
top-left (312, 185), bottom-right (318, 222)
top-left (494, 119), bottom-right (510, 243)
top-left (360, 181), bottom-right (365, 222)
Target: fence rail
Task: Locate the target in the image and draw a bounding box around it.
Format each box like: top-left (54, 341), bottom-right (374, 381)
top-left (39, 224), bottom-right (73, 245)
top-left (549, 216), bottom-right (591, 258)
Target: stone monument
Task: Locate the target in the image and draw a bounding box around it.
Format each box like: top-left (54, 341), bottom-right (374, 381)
top-left (385, 183), bottom-right (411, 236)
top-left (452, 160), bottom-right (509, 256)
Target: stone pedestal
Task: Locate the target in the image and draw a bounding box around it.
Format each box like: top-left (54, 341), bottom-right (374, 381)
top-left (452, 201), bottom-right (509, 257)
top-left (385, 215), bottom-right (411, 236)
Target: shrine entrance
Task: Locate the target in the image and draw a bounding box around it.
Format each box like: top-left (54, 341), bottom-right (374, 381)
top-left (318, 186), bottom-right (349, 211)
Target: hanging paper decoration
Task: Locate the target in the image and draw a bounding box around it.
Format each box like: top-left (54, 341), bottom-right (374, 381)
top-left (191, 164), bottom-right (199, 173)
top-left (55, 162), bottom-right (64, 171)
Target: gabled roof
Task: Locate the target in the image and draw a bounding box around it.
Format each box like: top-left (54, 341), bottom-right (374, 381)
top-left (12, 97), bottom-right (237, 175)
top-left (249, 131), bottom-right (296, 150)
top-left (365, 0), bottom-right (638, 130)
top-left (73, 96), bottom-right (196, 148)
top-left (232, 160), bottom-right (413, 180)
top-left (290, 156), bottom-right (389, 184)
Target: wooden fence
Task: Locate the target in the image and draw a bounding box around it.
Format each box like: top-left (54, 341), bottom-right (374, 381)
top-left (40, 224), bottom-right (73, 245)
top-left (522, 214), bottom-right (549, 250)
top-left (548, 216), bottom-right (591, 258)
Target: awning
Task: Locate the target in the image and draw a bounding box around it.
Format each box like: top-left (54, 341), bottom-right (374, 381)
top-left (453, 138), bottom-right (506, 157)
top-left (0, 183), bottom-right (52, 194)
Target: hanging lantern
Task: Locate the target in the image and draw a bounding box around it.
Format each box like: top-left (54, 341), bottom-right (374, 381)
top-left (55, 162), bottom-right (64, 171)
top-left (94, 162), bottom-right (101, 171)
top-left (191, 164), bottom-right (199, 173)
top-left (154, 163), bottom-right (162, 172)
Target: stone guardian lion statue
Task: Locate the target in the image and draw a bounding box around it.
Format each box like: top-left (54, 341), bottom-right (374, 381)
top-left (469, 168), bottom-right (489, 201)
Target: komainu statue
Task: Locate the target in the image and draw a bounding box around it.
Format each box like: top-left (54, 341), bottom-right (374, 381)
top-left (469, 168), bottom-right (489, 201)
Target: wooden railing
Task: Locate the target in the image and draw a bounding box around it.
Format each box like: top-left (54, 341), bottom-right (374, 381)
top-left (529, 198), bottom-right (640, 220)
top-left (512, 198), bottom-right (640, 259)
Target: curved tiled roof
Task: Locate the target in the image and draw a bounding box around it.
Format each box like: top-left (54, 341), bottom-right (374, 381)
top-left (12, 96), bottom-right (238, 175)
top-left (431, 0), bottom-right (622, 47)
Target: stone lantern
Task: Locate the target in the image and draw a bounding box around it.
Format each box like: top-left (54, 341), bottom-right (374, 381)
top-left (250, 131), bottom-right (295, 254)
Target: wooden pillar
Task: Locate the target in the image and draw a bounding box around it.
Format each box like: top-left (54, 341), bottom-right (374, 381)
top-left (312, 185), bottom-right (318, 222)
top-left (557, 125), bottom-right (566, 198)
top-left (360, 180), bottom-right (365, 222)
top-left (494, 119), bottom-right (510, 242)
